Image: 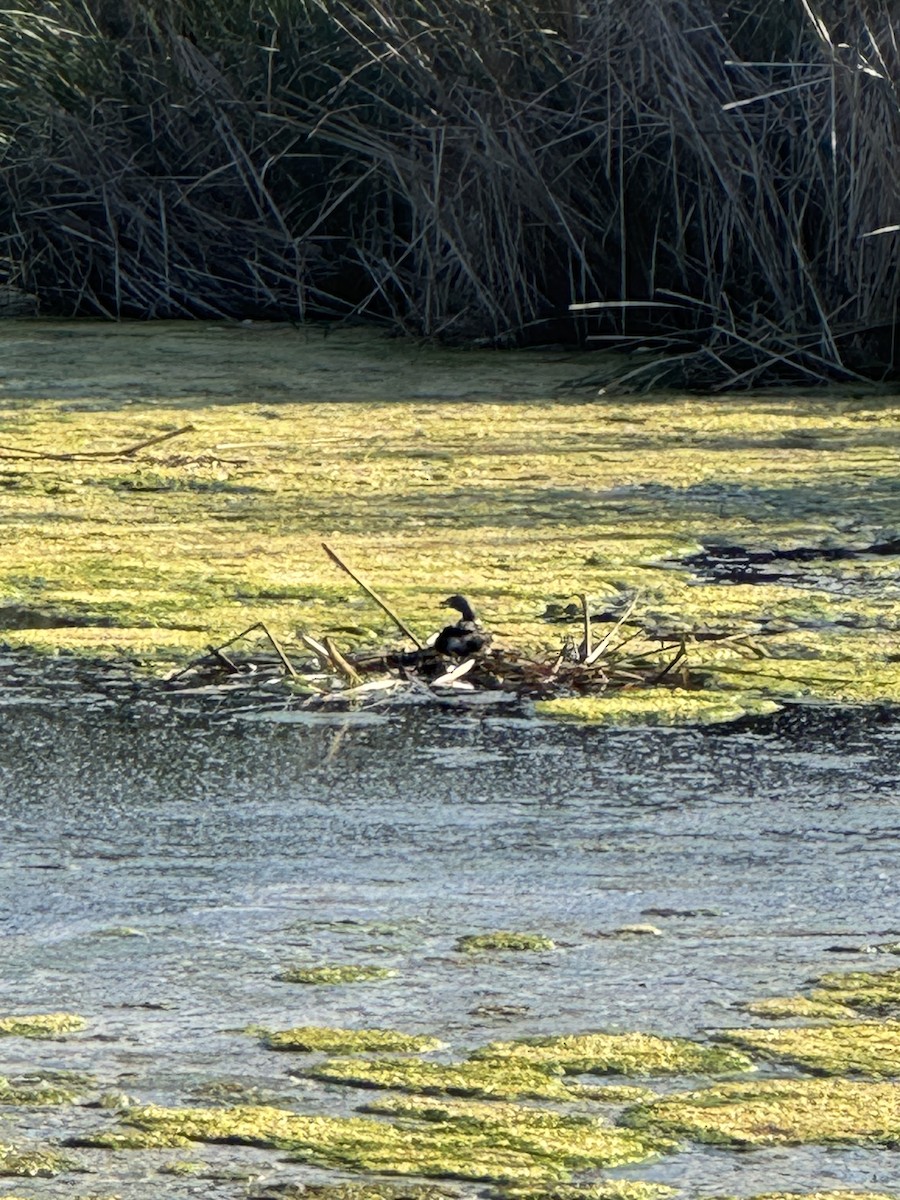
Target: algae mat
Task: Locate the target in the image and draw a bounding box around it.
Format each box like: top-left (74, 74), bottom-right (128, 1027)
top-left (0, 320), bottom-right (898, 714)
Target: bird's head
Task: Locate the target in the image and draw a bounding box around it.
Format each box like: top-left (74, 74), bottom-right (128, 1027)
top-left (440, 594), bottom-right (473, 618)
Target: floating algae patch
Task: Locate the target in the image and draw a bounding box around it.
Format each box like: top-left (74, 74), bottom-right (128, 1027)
top-left (264, 1026), bottom-right (443, 1054)
top-left (0, 1072), bottom-right (91, 1105)
top-left (499, 1184), bottom-right (676, 1200)
top-left (812, 968), bottom-right (900, 1014)
top-left (0, 1145), bottom-right (79, 1177)
top-left (348, 1095), bottom-right (673, 1174)
top-left (620, 1077), bottom-right (900, 1145)
top-left (741, 995), bottom-right (857, 1020)
top-left (251, 1185), bottom-right (459, 1200)
top-left (275, 965), bottom-right (396, 985)
top-left (77, 1099), bottom-right (668, 1182)
top-left (0, 1014), bottom-right (85, 1039)
top-left (471, 1032), bottom-right (753, 1077)
top-left (721, 1021), bottom-right (900, 1077)
top-left (455, 933), bottom-right (556, 954)
top-left (534, 691), bottom-right (780, 727)
top-left (306, 1056), bottom-right (579, 1101)
top-left (709, 1194), bottom-right (900, 1200)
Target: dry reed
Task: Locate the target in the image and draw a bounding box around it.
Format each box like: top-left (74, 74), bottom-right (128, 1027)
top-left (1, 1), bottom-right (898, 385)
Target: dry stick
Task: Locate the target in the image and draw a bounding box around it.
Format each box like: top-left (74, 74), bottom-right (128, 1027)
top-left (324, 637), bottom-right (361, 686)
top-left (578, 592), bottom-right (592, 662)
top-left (168, 621), bottom-right (297, 682)
top-left (321, 542), bottom-right (423, 649)
top-left (652, 640), bottom-right (687, 684)
top-left (0, 424), bottom-right (196, 462)
top-left (584, 590), bottom-right (642, 666)
top-left (258, 621), bottom-right (298, 679)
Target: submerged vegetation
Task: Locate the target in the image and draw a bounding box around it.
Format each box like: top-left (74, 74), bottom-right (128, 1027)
top-left (1, 3), bottom-right (899, 387)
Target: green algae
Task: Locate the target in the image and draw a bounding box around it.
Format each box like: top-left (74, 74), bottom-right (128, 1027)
top-left (534, 691), bottom-right (781, 727)
top-left (251, 1186), bottom-right (458, 1200)
top-left (742, 967), bottom-right (900, 1024)
top-left (0, 1146), bottom-right (78, 1178)
top-left (264, 1026), bottom-right (443, 1054)
top-left (741, 995), bottom-right (857, 1020)
top-left (159, 1159), bottom-right (206, 1175)
top-left (722, 1021), bottom-right (900, 1077)
top-left (78, 1100), bottom-right (668, 1182)
top-left (276, 965), bottom-right (396, 985)
top-left (620, 1077), bottom-right (900, 1145)
top-left (499, 1184), bottom-right (676, 1200)
top-left (0, 1013), bottom-right (85, 1039)
top-left (306, 1056), bottom-right (579, 1101)
top-left (0, 1073), bottom-right (89, 1105)
top-left (1, 323), bottom-right (898, 717)
top-left (813, 968), bottom-right (900, 1013)
top-left (709, 1193), bottom-right (899, 1200)
top-left (471, 1032), bottom-right (753, 1078)
top-left (455, 932), bottom-right (556, 954)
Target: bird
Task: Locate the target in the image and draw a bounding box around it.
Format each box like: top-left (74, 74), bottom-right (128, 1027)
top-left (433, 594), bottom-right (491, 657)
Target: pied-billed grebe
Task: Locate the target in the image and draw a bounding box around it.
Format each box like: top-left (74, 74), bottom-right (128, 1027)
top-left (433, 594), bottom-right (491, 657)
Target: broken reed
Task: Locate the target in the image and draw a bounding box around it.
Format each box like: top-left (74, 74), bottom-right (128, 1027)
top-left (1, 0), bottom-right (899, 386)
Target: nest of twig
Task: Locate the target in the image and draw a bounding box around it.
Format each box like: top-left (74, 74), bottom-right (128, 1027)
top-left (162, 546), bottom-right (707, 713)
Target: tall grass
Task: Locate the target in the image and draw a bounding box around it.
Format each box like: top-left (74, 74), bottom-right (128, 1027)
top-left (1, 1), bottom-right (898, 385)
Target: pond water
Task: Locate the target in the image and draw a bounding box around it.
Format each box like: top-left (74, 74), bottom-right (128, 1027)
top-left (2, 679), bottom-right (900, 1198)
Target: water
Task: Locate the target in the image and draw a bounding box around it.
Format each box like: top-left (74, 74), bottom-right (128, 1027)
top-left (1, 691), bottom-right (900, 1197)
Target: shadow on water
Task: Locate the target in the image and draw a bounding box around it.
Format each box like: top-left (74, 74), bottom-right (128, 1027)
top-left (1, 673), bottom-right (899, 1197)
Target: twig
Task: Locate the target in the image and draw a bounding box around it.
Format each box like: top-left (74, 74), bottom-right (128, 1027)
top-left (0, 424), bottom-right (196, 462)
top-left (324, 636), bottom-right (361, 685)
top-left (584, 590), bottom-right (642, 665)
top-left (322, 542), bottom-right (423, 648)
top-left (578, 592), bottom-right (592, 662)
top-left (259, 621), bottom-right (298, 678)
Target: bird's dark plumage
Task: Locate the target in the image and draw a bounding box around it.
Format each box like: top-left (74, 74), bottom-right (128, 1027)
top-left (433, 594), bottom-right (491, 656)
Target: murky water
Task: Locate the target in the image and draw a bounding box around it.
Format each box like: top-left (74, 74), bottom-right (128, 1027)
top-left (2, 684), bottom-right (900, 1197)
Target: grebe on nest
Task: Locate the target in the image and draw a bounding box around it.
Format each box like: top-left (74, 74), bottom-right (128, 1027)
top-left (433, 594), bottom-right (491, 657)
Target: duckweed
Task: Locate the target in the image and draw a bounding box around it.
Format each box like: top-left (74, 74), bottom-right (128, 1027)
top-left (621, 1077), bottom-right (900, 1145)
top-left (276, 965), bottom-right (396, 985)
top-left (472, 1032), bottom-right (753, 1077)
top-left (0, 1014), bottom-right (85, 1039)
top-left (722, 1021), bottom-right (900, 1077)
top-left (306, 1056), bottom-right (579, 1101)
top-left (264, 1026), bottom-right (443, 1054)
top-left (80, 1100), bottom-right (668, 1182)
top-left (456, 933), bottom-right (556, 953)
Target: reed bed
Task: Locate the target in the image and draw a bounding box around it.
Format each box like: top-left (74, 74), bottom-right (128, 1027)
top-left (1, 1), bottom-right (899, 385)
